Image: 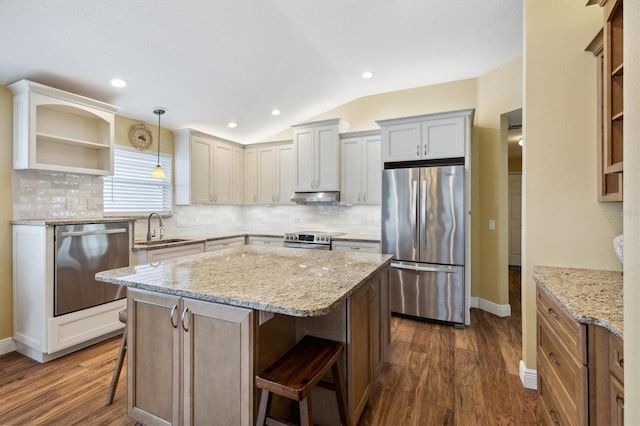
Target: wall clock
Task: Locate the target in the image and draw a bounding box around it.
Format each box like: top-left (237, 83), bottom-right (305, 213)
top-left (129, 123), bottom-right (153, 150)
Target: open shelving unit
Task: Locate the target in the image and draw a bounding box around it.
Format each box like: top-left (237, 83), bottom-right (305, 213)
top-left (586, 0), bottom-right (623, 201)
top-left (9, 80), bottom-right (120, 176)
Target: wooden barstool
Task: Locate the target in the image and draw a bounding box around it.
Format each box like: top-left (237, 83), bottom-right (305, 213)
top-left (106, 309), bottom-right (127, 405)
top-left (255, 335), bottom-right (349, 426)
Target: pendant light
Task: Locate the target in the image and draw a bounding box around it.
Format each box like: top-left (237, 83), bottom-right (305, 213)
top-left (151, 108), bottom-right (167, 179)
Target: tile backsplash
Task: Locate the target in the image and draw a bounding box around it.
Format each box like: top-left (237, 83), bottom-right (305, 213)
top-left (13, 170), bottom-right (103, 220)
top-left (13, 170), bottom-right (381, 238)
top-left (152, 204), bottom-right (381, 240)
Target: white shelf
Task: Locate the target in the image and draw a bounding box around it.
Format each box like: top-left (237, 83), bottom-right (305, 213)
top-left (9, 79), bottom-right (118, 176)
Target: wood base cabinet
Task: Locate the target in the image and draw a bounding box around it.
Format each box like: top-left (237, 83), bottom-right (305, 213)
top-left (537, 283), bottom-right (624, 426)
top-left (127, 289), bottom-right (254, 426)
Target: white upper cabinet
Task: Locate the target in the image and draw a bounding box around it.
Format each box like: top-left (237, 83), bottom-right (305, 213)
top-left (377, 109), bottom-right (473, 163)
top-left (292, 119), bottom-right (349, 192)
top-left (9, 79), bottom-right (119, 176)
top-left (341, 132), bottom-right (381, 205)
top-left (232, 146), bottom-right (244, 205)
top-left (174, 129), bottom-right (243, 205)
top-left (244, 147), bottom-right (258, 204)
top-left (254, 142), bottom-right (294, 205)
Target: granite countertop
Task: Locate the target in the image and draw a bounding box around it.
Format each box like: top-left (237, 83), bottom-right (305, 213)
top-left (97, 245), bottom-right (392, 317)
top-left (533, 265), bottom-right (623, 339)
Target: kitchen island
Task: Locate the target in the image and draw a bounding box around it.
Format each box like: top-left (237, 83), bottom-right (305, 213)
top-left (96, 245), bottom-right (392, 426)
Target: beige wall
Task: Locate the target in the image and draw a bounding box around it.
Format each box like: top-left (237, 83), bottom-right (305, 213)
top-left (476, 58), bottom-right (523, 304)
top-left (623, 1), bottom-right (640, 422)
top-left (115, 115), bottom-right (175, 154)
top-left (0, 86), bottom-right (13, 340)
top-left (522, 0), bottom-right (623, 372)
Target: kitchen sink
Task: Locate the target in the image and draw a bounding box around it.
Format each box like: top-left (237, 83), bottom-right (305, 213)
top-left (135, 238), bottom-right (191, 246)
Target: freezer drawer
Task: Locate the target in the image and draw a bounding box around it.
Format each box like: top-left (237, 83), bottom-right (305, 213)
top-left (390, 262), bottom-right (464, 324)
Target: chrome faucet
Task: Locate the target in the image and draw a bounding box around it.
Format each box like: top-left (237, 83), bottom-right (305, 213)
top-left (147, 212), bottom-right (164, 241)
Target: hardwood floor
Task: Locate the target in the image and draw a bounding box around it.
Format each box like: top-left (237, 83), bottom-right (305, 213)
top-left (0, 267), bottom-right (535, 425)
top-left (359, 266), bottom-right (537, 425)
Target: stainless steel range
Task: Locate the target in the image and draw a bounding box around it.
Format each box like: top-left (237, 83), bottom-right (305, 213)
top-left (283, 231), bottom-right (345, 250)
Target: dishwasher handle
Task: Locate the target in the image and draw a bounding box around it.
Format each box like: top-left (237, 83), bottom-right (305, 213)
top-left (391, 262), bottom-right (457, 274)
top-left (60, 228), bottom-right (128, 237)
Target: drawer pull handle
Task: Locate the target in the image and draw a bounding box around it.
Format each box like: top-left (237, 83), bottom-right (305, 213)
top-left (548, 352), bottom-right (560, 366)
top-left (618, 358), bottom-right (624, 369)
top-left (170, 305), bottom-right (178, 328)
top-left (549, 409), bottom-right (562, 425)
top-left (181, 308), bottom-right (190, 332)
top-left (548, 308), bottom-right (560, 320)
top-left (616, 396), bottom-right (624, 408)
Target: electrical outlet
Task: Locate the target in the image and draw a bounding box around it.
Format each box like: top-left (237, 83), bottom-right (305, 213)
top-left (489, 219), bottom-right (496, 230)
top-left (66, 198), bottom-right (75, 210)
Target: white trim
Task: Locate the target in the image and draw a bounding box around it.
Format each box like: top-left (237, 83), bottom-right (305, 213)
top-left (470, 297), bottom-right (512, 317)
top-left (519, 360), bottom-right (538, 390)
top-left (0, 337), bottom-right (16, 355)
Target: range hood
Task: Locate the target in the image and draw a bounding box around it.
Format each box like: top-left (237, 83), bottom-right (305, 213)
top-left (290, 191), bottom-right (340, 204)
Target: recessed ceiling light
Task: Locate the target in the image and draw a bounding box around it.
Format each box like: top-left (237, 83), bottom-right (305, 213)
top-left (227, 122), bottom-right (238, 128)
top-left (271, 109), bottom-right (281, 116)
top-left (110, 78), bottom-right (127, 88)
top-left (361, 71), bottom-right (374, 79)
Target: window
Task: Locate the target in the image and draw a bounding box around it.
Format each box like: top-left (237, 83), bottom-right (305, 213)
top-left (103, 145), bottom-right (172, 214)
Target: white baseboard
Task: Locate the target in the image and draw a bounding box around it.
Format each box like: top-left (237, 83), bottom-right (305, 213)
top-left (519, 360), bottom-right (537, 390)
top-left (0, 337), bottom-right (16, 356)
top-left (470, 297), bottom-right (511, 317)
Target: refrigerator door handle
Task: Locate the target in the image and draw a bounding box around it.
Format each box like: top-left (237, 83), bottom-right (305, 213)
top-left (411, 178), bottom-right (419, 249)
top-left (391, 262), bottom-right (457, 274)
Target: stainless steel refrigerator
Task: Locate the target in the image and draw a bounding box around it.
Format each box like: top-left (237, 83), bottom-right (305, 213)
top-left (382, 163), bottom-right (465, 325)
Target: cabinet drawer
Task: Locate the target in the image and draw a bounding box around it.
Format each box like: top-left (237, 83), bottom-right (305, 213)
top-left (205, 236), bottom-right (245, 252)
top-left (609, 374), bottom-right (624, 426)
top-left (538, 359), bottom-right (573, 426)
top-left (536, 287), bottom-right (586, 363)
top-left (609, 333), bottom-right (624, 383)
top-left (538, 354), bottom-right (583, 426)
top-left (537, 313), bottom-right (586, 401)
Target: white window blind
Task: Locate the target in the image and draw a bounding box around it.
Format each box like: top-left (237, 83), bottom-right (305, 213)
top-left (103, 146), bottom-right (173, 214)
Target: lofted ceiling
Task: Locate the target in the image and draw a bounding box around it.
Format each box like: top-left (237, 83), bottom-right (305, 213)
top-left (0, 0), bottom-right (522, 144)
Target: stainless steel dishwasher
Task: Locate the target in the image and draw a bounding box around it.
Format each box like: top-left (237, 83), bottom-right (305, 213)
top-left (54, 222), bottom-right (130, 316)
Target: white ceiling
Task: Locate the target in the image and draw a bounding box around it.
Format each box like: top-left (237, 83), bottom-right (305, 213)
top-left (0, 0), bottom-right (522, 144)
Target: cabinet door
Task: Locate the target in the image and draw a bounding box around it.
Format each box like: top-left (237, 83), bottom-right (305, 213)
top-left (362, 135), bottom-right (381, 204)
top-left (422, 116), bottom-right (465, 159)
top-left (293, 127), bottom-right (315, 191)
top-left (232, 146), bottom-right (244, 205)
top-left (182, 299), bottom-right (253, 426)
top-left (244, 148), bottom-right (258, 204)
top-left (382, 122), bottom-right (421, 162)
top-left (340, 137), bottom-right (362, 204)
top-left (212, 141), bottom-right (233, 204)
top-left (315, 124), bottom-right (340, 191)
top-left (128, 290), bottom-right (181, 426)
top-left (276, 144), bottom-right (294, 204)
top-left (190, 137), bottom-right (214, 204)
top-left (257, 146), bottom-right (277, 204)
top-left (348, 282), bottom-right (372, 425)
